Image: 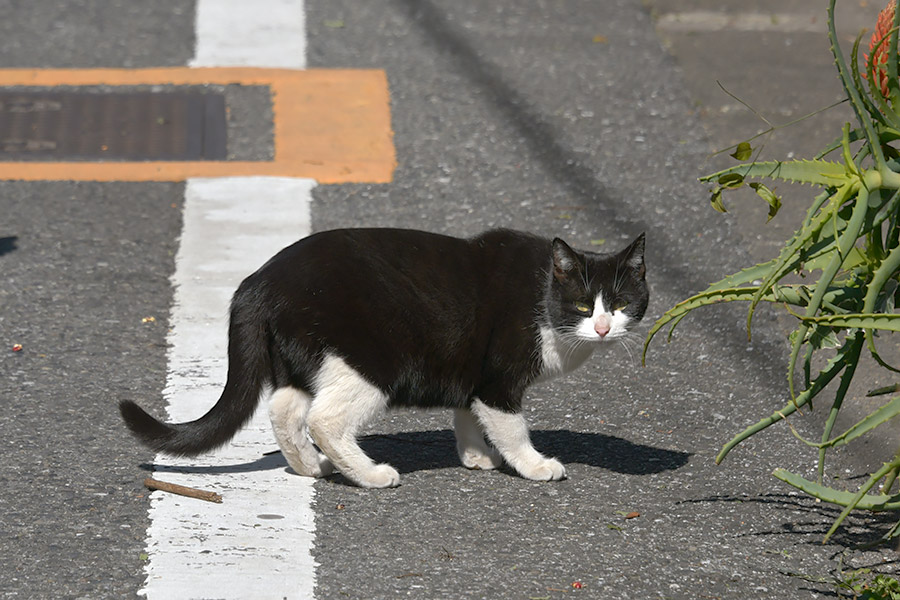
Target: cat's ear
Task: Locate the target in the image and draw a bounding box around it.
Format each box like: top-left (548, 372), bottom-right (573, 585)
top-left (551, 238), bottom-right (581, 282)
top-left (621, 233), bottom-right (646, 279)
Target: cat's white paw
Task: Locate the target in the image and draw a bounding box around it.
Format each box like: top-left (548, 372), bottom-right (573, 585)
top-left (460, 447), bottom-right (503, 471)
top-left (282, 450), bottom-right (334, 478)
top-left (313, 454), bottom-right (335, 477)
top-left (519, 457), bottom-right (567, 481)
top-left (356, 463), bottom-right (401, 488)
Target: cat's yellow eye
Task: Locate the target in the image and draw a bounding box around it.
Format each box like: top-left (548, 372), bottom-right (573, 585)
top-left (574, 301), bottom-right (592, 313)
top-left (613, 301), bottom-right (629, 312)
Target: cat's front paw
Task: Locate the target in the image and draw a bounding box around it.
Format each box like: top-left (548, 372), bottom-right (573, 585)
top-left (460, 447), bottom-right (503, 471)
top-left (356, 463), bottom-right (401, 488)
top-left (520, 457), bottom-right (567, 482)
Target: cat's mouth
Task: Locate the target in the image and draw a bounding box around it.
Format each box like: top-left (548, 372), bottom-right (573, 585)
top-left (583, 331), bottom-right (621, 343)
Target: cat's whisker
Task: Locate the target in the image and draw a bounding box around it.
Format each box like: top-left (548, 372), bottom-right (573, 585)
top-left (616, 334), bottom-right (640, 364)
top-left (616, 341), bottom-right (633, 363)
top-left (613, 264), bottom-right (627, 296)
top-left (555, 328), bottom-right (593, 363)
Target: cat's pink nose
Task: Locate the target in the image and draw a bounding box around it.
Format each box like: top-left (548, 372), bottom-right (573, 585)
top-left (594, 316), bottom-right (610, 338)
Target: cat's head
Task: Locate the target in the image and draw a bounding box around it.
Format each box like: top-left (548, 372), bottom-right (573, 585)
top-left (545, 234), bottom-right (648, 344)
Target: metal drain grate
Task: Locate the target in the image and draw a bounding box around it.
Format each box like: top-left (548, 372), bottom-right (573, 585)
top-left (0, 90), bottom-right (227, 161)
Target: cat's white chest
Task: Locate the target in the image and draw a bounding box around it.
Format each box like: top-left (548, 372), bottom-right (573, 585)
top-left (535, 325), bottom-right (596, 382)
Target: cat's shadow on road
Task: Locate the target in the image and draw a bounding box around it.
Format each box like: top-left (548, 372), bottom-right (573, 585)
top-left (145, 429), bottom-right (689, 478)
top-left (360, 429), bottom-right (691, 476)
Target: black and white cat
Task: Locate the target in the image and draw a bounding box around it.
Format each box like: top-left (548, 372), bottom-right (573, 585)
top-left (121, 228), bottom-right (648, 488)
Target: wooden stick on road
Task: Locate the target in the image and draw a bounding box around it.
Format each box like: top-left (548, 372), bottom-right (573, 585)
top-left (144, 478), bottom-right (223, 504)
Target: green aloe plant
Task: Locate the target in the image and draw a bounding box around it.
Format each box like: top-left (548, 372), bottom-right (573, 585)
top-left (643, 0), bottom-right (900, 543)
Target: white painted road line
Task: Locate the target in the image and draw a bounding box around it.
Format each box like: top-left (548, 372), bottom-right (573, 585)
top-left (190, 0), bottom-right (307, 68)
top-left (140, 0), bottom-right (318, 596)
top-left (142, 178), bottom-right (317, 599)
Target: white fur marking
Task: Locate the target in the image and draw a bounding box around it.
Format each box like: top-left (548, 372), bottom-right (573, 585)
top-left (306, 355), bottom-right (399, 488)
top-left (574, 295), bottom-right (631, 341)
top-left (453, 408), bottom-right (503, 470)
top-left (537, 325), bottom-right (596, 381)
top-left (470, 400), bottom-right (566, 481)
top-left (269, 387), bottom-right (333, 477)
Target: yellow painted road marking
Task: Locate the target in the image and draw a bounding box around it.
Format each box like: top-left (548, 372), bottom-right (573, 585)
top-left (0, 67), bottom-right (395, 183)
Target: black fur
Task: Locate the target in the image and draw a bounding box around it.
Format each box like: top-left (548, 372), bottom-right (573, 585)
top-left (120, 228), bottom-right (647, 456)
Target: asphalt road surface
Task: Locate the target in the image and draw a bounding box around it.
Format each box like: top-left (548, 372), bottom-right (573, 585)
top-left (2, 1), bottom-right (899, 599)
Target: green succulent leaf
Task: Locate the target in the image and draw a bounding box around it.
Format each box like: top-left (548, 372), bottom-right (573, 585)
top-left (749, 182), bottom-right (782, 221)
top-left (827, 0), bottom-right (887, 168)
top-left (730, 142), bottom-right (753, 161)
top-left (819, 396), bottom-right (900, 450)
top-left (642, 285), bottom-right (809, 364)
top-left (802, 246), bottom-right (866, 273)
top-left (710, 187), bottom-right (727, 213)
top-left (868, 384), bottom-right (900, 397)
top-left (706, 259), bottom-right (779, 292)
top-left (800, 313), bottom-right (900, 332)
top-left (718, 173), bottom-right (745, 189)
top-left (700, 160), bottom-right (849, 188)
top-left (808, 324), bottom-right (841, 350)
top-left (825, 459), bottom-right (900, 541)
top-left (773, 469), bottom-right (900, 511)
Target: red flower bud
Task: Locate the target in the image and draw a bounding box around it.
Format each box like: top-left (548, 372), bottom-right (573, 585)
top-left (865, 0), bottom-right (898, 98)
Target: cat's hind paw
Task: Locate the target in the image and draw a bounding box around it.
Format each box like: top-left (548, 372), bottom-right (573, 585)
top-left (519, 457), bottom-right (567, 482)
top-left (311, 454), bottom-right (335, 478)
top-left (281, 449), bottom-right (334, 479)
top-left (459, 447), bottom-right (503, 471)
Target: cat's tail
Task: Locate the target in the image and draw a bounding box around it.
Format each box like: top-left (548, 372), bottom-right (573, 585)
top-left (119, 283), bottom-right (271, 456)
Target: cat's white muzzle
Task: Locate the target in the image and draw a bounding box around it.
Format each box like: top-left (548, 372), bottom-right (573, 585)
top-left (575, 296), bottom-right (630, 342)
